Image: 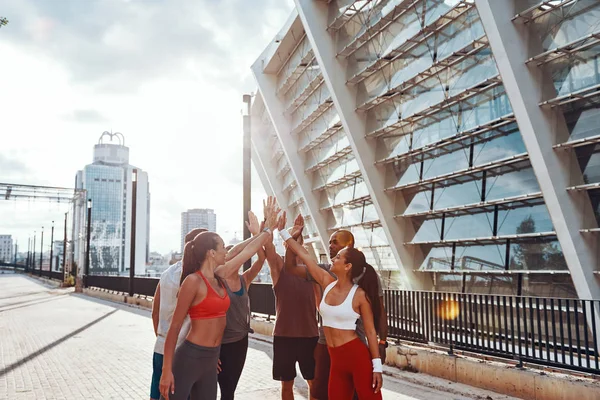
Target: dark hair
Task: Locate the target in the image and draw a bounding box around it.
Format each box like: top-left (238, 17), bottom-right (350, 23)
top-left (180, 231), bottom-right (221, 285)
top-left (184, 228), bottom-right (208, 244)
top-left (344, 248), bottom-right (381, 330)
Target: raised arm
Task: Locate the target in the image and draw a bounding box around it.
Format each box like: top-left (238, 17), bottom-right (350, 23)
top-left (283, 214), bottom-right (311, 280)
top-left (242, 247), bottom-right (266, 289)
top-left (152, 282), bottom-right (161, 336)
top-left (216, 211), bottom-right (262, 279)
top-left (356, 289), bottom-right (383, 394)
top-left (280, 227), bottom-right (334, 290)
top-left (160, 276), bottom-right (199, 399)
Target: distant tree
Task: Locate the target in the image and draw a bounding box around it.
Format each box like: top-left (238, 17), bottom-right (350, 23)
top-left (0, 17), bottom-right (8, 28)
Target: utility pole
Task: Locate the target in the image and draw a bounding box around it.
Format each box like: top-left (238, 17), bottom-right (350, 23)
top-left (242, 94), bottom-right (252, 272)
top-left (27, 237), bottom-right (31, 271)
top-left (39, 226), bottom-right (44, 277)
top-left (49, 221), bottom-right (55, 272)
top-left (129, 169), bottom-right (138, 297)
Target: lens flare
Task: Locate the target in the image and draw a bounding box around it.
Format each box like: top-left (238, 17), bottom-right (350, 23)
top-left (437, 299), bottom-right (460, 320)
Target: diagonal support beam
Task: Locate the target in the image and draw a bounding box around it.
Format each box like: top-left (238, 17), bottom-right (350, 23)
top-left (295, 0), bottom-right (427, 290)
top-left (252, 55), bottom-right (330, 253)
top-left (475, 0), bottom-right (600, 303)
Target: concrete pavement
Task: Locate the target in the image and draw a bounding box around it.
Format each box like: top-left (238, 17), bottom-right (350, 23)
top-left (0, 273), bottom-right (521, 399)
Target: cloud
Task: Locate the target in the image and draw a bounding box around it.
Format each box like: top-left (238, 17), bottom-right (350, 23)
top-left (0, 153), bottom-right (30, 180)
top-left (1, 0), bottom-right (293, 93)
top-left (64, 109), bottom-right (109, 124)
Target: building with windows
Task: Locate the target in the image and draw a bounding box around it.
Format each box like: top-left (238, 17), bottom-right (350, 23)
top-left (250, 0), bottom-right (600, 299)
top-left (0, 235), bottom-right (14, 263)
top-left (180, 208), bottom-right (217, 251)
top-left (75, 132), bottom-right (150, 275)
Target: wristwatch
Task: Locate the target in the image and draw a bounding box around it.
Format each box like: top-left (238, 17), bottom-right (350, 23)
top-left (378, 340), bottom-right (388, 348)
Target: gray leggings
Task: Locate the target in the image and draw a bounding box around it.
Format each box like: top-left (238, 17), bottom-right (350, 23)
top-left (161, 340), bottom-right (220, 400)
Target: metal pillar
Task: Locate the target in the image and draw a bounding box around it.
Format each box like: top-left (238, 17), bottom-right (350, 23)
top-left (242, 94), bottom-right (252, 272)
top-left (474, 0), bottom-right (600, 300)
top-left (251, 63), bottom-right (331, 253)
top-left (26, 237), bottom-right (30, 271)
top-left (129, 169), bottom-right (138, 297)
top-left (85, 199), bottom-right (92, 286)
top-left (39, 227), bottom-right (43, 277)
top-left (32, 232), bottom-right (36, 272)
top-left (62, 212), bottom-right (67, 276)
top-left (49, 221), bottom-right (54, 272)
top-left (294, 0), bottom-right (426, 289)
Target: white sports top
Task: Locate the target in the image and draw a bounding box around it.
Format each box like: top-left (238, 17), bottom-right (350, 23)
top-left (319, 281), bottom-right (360, 330)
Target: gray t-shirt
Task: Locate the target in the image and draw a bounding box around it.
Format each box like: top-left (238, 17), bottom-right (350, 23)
top-left (310, 263), bottom-right (383, 345)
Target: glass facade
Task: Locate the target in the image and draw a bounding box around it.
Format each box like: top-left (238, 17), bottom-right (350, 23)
top-left (252, 0), bottom-right (600, 296)
top-left (84, 165), bottom-right (125, 274)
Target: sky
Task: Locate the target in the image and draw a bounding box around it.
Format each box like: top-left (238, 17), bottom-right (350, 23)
top-left (0, 0), bottom-right (295, 254)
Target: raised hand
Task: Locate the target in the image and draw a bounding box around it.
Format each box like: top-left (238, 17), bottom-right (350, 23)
top-left (290, 214), bottom-right (304, 239)
top-left (245, 211), bottom-right (260, 236)
top-left (264, 196), bottom-right (280, 231)
top-left (276, 211), bottom-right (287, 232)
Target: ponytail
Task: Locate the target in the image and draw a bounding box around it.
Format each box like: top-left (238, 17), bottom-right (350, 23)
top-left (180, 231), bottom-right (220, 285)
top-left (346, 248), bottom-right (382, 330)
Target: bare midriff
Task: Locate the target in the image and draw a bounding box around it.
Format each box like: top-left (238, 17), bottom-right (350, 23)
top-left (186, 317), bottom-right (227, 347)
top-left (324, 327), bottom-right (359, 348)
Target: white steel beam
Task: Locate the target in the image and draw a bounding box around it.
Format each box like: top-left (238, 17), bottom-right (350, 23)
top-left (475, 0), bottom-right (600, 301)
top-left (252, 56), bottom-right (330, 253)
top-left (295, 0), bottom-right (428, 290)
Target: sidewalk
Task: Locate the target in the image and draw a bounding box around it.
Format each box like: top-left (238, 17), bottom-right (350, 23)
top-left (0, 274), bottom-right (520, 399)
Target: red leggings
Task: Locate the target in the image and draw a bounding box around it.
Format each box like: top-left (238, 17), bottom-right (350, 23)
top-left (327, 338), bottom-right (382, 400)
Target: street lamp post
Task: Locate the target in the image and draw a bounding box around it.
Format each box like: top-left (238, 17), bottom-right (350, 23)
top-left (26, 236), bottom-right (31, 271)
top-left (85, 199), bottom-right (92, 287)
top-left (32, 231), bottom-right (36, 272)
top-left (62, 212), bottom-right (67, 276)
top-left (242, 94), bottom-right (252, 272)
top-left (39, 226), bottom-right (44, 277)
top-left (129, 169), bottom-right (138, 297)
top-left (49, 221), bottom-right (55, 272)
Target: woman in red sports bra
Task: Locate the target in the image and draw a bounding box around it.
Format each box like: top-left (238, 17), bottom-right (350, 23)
top-left (159, 199), bottom-right (279, 400)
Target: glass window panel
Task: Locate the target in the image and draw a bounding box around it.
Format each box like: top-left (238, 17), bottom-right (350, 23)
top-left (412, 219), bottom-right (443, 242)
top-left (422, 149), bottom-right (469, 180)
top-left (362, 246), bottom-right (397, 271)
top-left (444, 213), bottom-right (494, 240)
top-left (509, 239), bottom-right (568, 271)
top-left (419, 247), bottom-right (454, 271)
top-left (565, 102), bottom-right (600, 142)
top-left (404, 189), bottom-right (432, 215)
top-left (576, 143), bottom-right (600, 184)
top-left (434, 180), bottom-right (483, 209)
top-left (362, 202), bottom-right (379, 223)
top-left (455, 244), bottom-right (505, 271)
top-left (472, 128), bottom-right (526, 166)
top-left (497, 204), bottom-right (555, 236)
top-left (485, 167), bottom-right (540, 201)
top-left (550, 46), bottom-right (600, 96)
top-left (522, 274), bottom-right (578, 298)
top-left (588, 189), bottom-right (600, 226)
top-left (463, 275), bottom-right (517, 295)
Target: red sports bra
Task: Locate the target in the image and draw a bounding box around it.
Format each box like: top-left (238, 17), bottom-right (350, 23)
top-left (188, 272), bottom-right (230, 320)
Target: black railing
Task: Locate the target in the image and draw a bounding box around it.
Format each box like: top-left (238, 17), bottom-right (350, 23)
top-left (38, 272), bottom-right (600, 375)
top-left (385, 290), bottom-right (600, 374)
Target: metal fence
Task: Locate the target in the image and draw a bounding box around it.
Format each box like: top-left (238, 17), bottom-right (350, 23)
top-left (385, 290), bottom-right (600, 374)
top-left (7, 265), bottom-right (599, 375)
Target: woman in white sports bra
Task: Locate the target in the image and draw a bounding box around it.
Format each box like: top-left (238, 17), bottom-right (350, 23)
top-left (280, 228), bottom-right (383, 399)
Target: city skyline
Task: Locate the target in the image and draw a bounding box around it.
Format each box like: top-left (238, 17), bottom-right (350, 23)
top-left (0, 0), bottom-right (294, 254)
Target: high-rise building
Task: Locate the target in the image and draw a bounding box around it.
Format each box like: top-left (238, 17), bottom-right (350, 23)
top-left (0, 235), bottom-right (14, 263)
top-left (75, 132), bottom-right (150, 275)
top-left (181, 209), bottom-right (217, 252)
top-left (250, 1), bottom-right (600, 299)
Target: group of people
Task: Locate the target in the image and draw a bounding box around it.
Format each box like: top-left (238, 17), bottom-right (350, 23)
top-left (150, 197), bottom-right (388, 400)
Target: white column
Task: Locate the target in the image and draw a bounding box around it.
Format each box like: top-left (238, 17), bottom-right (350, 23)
top-left (251, 64), bottom-right (330, 252)
top-left (475, 0), bottom-right (600, 300)
top-left (295, 0), bottom-right (426, 290)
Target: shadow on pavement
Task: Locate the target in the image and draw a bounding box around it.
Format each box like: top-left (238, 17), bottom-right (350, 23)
top-left (0, 294), bottom-right (70, 313)
top-left (0, 308), bottom-right (118, 378)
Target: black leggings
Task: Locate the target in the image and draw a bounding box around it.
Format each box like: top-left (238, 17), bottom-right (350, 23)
top-left (161, 340), bottom-right (220, 400)
top-left (218, 335), bottom-right (249, 400)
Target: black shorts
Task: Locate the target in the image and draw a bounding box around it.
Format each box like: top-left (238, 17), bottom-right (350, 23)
top-left (272, 336), bottom-right (318, 381)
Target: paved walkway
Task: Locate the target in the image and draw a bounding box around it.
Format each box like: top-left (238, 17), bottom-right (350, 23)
top-left (0, 274), bottom-right (521, 399)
